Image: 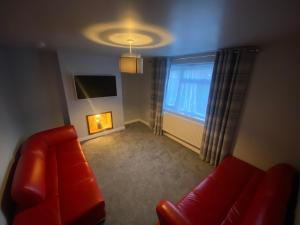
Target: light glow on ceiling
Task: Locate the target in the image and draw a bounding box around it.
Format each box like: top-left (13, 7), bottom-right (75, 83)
top-left (82, 20), bottom-right (173, 49)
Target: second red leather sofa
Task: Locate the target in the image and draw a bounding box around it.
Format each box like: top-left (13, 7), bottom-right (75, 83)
top-left (156, 156), bottom-right (296, 225)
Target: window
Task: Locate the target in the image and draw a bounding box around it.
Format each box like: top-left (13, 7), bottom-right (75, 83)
top-left (164, 56), bottom-right (214, 122)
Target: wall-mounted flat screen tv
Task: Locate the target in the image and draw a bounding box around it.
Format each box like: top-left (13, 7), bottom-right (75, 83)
top-left (74, 75), bottom-right (117, 99)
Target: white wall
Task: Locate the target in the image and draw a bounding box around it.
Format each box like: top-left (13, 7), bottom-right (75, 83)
top-left (0, 49), bottom-right (23, 225)
top-left (234, 40), bottom-right (300, 171)
top-left (163, 112), bottom-right (204, 153)
top-left (140, 58), bottom-right (153, 124)
top-left (233, 40), bottom-right (300, 224)
top-left (57, 50), bottom-right (124, 140)
top-left (8, 49), bottom-right (67, 134)
top-left (122, 58), bottom-right (153, 125)
top-left (0, 48), bottom-right (65, 224)
top-left (122, 74), bottom-right (144, 122)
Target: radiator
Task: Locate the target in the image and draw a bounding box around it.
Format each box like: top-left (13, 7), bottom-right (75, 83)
top-left (162, 112), bottom-right (204, 152)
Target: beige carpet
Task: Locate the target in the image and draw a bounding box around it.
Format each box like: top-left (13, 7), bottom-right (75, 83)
top-left (82, 122), bottom-right (213, 225)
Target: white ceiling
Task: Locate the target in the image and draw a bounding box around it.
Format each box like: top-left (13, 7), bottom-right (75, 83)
top-left (0, 0), bottom-right (299, 56)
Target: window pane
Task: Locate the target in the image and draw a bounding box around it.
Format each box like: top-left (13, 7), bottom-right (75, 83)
top-left (164, 62), bottom-right (214, 122)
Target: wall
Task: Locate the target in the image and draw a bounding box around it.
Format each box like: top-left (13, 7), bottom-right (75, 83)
top-left (234, 40), bottom-right (300, 171)
top-left (122, 74), bottom-right (144, 122)
top-left (140, 58), bottom-right (153, 125)
top-left (0, 47), bottom-right (65, 224)
top-left (57, 50), bottom-right (124, 140)
top-left (122, 58), bottom-right (153, 125)
top-left (163, 112), bottom-right (204, 153)
top-left (0, 48), bottom-right (23, 225)
top-left (7, 49), bottom-right (67, 134)
top-left (233, 40), bottom-right (300, 224)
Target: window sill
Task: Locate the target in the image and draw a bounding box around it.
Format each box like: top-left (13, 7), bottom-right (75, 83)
top-left (163, 110), bottom-right (205, 125)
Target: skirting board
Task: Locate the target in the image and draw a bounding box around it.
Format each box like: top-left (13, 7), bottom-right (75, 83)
top-left (124, 118), bottom-right (151, 128)
top-left (164, 132), bottom-right (200, 154)
top-left (79, 126), bottom-right (125, 142)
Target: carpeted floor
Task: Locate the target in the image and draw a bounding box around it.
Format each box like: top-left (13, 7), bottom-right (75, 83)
top-left (82, 122), bottom-right (213, 225)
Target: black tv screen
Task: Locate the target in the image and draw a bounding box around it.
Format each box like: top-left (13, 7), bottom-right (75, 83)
top-left (74, 75), bottom-right (117, 99)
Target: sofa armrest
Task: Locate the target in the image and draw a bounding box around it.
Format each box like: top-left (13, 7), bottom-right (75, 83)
top-left (156, 200), bottom-right (192, 225)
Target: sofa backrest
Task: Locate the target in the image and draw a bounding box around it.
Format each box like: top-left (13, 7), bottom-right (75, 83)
top-left (11, 125), bottom-right (78, 210)
top-left (11, 136), bottom-right (48, 210)
top-left (240, 164), bottom-right (295, 225)
top-left (38, 125), bottom-right (77, 147)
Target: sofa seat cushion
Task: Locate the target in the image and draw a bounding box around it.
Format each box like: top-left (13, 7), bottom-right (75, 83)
top-left (59, 176), bottom-right (105, 225)
top-left (56, 140), bottom-right (87, 168)
top-left (58, 162), bottom-right (94, 185)
top-left (176, 157), bottom-right (263, 225)
top-left (57, 152), bottom-right (105, 225)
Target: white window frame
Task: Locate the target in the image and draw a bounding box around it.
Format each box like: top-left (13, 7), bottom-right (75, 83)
top-left (163, 53), bottom-right (216, 123)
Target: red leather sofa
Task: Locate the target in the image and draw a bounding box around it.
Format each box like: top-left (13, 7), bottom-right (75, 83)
top-left (11, 125), bottom-right (105, 225)
top-left (156, 156), bottom-right (296, 225)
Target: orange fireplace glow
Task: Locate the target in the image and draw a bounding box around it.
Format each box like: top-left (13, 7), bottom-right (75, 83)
top-left (86, 112), bottom-right (113, 135)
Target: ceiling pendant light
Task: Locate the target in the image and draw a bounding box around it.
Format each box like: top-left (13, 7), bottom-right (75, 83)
top-left (119, 39), bottom-right (143, 75)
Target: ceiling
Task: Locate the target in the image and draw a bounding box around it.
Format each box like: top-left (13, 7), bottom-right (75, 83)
top-left (0, 0), bottom-right (299, 56)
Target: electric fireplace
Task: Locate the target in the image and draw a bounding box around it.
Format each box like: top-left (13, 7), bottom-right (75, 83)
top-left (86, 111), bottom-right (113, 135)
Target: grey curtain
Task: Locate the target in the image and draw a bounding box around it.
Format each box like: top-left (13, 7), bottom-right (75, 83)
top-left (200, 48), bottom-right (257, 165)
top-left (151, 58), bottom-right (169, 135)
